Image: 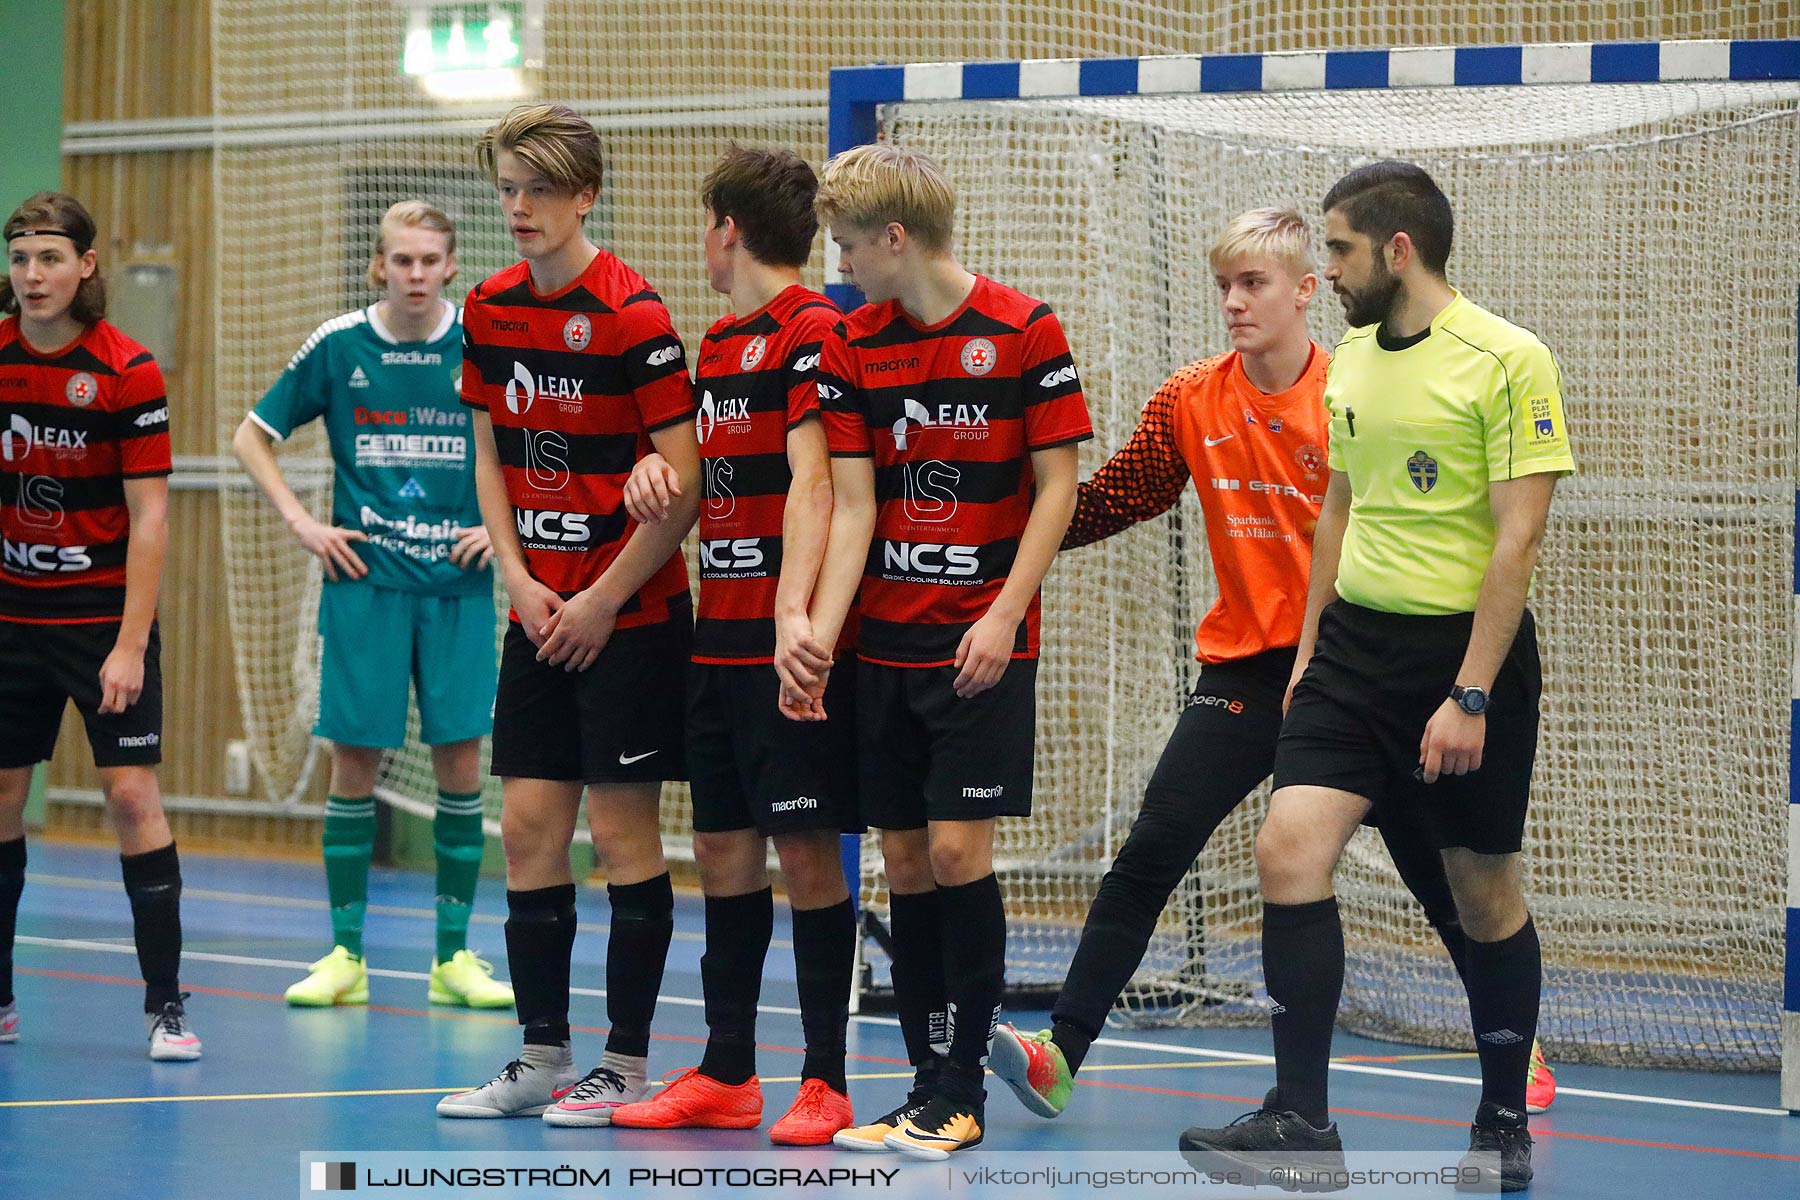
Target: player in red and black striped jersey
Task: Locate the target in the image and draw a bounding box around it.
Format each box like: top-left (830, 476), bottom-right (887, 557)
top-left (607, 146), bottom-right (860, 1146)
top-left (0, 192), bottom-right (199, 1061)
top-left (810, 145), bottom-right (1091, 1158)
top-left (438, 105), bottom-right (699, 1125)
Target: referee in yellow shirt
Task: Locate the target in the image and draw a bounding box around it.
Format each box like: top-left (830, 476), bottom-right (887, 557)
top-left (1179, 162), bottom-right (1574, 1194)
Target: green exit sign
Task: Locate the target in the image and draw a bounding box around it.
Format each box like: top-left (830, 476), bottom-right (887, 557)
top-left (402, 3), bottom-right (542, 77)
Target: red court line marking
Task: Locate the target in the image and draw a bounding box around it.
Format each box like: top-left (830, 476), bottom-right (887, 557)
top-left (16, 966), bottom-right (912, 1067)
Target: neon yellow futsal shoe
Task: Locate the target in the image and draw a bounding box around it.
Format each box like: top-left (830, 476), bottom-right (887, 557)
top-left (429, 949), bottom-right (516, 1008)
top-left (285, 946), bottom-right (369, 1006)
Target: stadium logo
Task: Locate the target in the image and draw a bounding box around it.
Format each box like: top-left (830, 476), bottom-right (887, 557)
top-left (2, 414), bottom-right (33, 462)
top-left (505, 362), bottom-right (535, 413)
top-left (1407, 450), bottom-right (1438, 494)
top-left (699, 537), bottom-right (765, 573)
top-left (65, 372), bottom-right (98, 407)
top-left (1295, 443), bottom-right (1324, 476)
top-left (960, 337), bottom-right (996, 376)
top-left (740, 335), bottom-right (769, 371)
top-left (16, 474), bottom-right (65, 529)
top-left (379, 350), bottom-right (442, 366)
top-left (562, 313), bottom-right (592, 352)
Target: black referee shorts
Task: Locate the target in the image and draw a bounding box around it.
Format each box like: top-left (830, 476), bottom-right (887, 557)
top-left (1274, 601), bottom-right (1543, 855)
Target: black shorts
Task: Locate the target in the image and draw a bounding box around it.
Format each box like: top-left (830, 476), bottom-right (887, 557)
top-left (688, 659), bottom-right (862, 837)
top-left (856, 658), bottom-right (1037, 829)
top-left (0, 620), bottom-right (164, 769)
top-left (490, 617), bottom-right (690, 785)
top-left (1273, 601), bottom-right (1543, 855)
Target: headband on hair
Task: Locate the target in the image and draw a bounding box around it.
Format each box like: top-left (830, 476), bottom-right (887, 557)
top-left (6, 227), bottom-right (90, 253)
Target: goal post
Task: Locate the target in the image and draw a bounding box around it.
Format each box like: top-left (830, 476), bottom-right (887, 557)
top-left (827, 39), bottom-right (1800, 1101)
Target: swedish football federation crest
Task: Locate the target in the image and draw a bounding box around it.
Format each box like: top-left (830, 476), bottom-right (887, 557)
top-left (1407, 450), bottom-right (1438, 493)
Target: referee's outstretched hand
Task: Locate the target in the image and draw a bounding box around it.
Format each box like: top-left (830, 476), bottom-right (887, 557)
top-left (1418, 699), bottom-right (1485, 783)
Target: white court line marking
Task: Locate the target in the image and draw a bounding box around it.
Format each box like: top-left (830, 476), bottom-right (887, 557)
top-left (19, 937), bottom-right (1788, 1118)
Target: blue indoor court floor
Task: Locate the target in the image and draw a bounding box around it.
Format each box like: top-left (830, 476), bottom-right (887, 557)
top-left (1, 839), bottom-right (1795, 1199)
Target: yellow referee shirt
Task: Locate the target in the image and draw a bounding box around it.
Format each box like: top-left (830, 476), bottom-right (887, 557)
top-left (1325, 291), bottom-right (1575, 616)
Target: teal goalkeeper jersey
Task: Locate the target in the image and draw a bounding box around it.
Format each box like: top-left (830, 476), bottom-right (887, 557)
top-left (250, 301), bottom-right (488, 595)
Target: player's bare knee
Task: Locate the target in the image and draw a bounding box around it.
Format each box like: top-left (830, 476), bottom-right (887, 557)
top-left (694, 829), bottom-right (766, 895)
top-left (926, 837), bottom-right (990, 887)
top-left (0, 768), bottom-right (31, 813)
top-left (329, 743), bottom-right (383, 797)
top-left (774, 833), bottom-right (848, 907)
top-left (429, 739), bottom-right (483, 795)
top-left (1254, 817), bottom-right (1330, 898)
top-left (101, 769), bottom-right (163, 830)
top-left (879, 828), bottom-right (933, 893)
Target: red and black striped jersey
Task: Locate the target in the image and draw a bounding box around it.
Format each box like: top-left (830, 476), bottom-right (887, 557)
top-left (461, 251), bottom-right (695, 628)
top-left (692, 285), bottom-right (848, 664)
top-left (0, 317), bottom-right (171, 625)
top-left (820, 276), bottom-right (1092, 667)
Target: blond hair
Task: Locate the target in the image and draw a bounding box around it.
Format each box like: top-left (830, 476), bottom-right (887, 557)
top-left (815, 143), bottom-right (955, 251)
top-left (1208, 208), bottom-right (1315, 279)
top-left (476, 103), bottom-right (605, 197)
top-left (367, 200), bottom-right (458, 288)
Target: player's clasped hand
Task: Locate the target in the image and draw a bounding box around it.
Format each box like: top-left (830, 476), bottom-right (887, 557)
top-left (536, 586), bottom-right (617, 672)
top-left (288, 512), bottom-right (369, 581)
top-left (953, 611), bottom-right (1016, 698)
top-left (775, 611), bottom-right (833, 721)
top-left (621, 451), bottom-right (680, 525)
top-left (1417, 697), bottom-right (1485, 783)
top-left (96, 643), bottom-right (145, 714)
top-left (448, 524), bottom-right (494, 570)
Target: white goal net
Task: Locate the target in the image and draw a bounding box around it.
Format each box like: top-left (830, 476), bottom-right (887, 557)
top-left (871, 78), bottom-right (1799, 1069)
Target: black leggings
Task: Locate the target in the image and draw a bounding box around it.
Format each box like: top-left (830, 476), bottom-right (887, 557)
top-left (1051, 648), bottom-right (1462, 1040)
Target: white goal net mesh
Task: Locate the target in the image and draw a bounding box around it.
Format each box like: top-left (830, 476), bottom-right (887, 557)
top-left (875, 80), bottom-right (1798, 1069)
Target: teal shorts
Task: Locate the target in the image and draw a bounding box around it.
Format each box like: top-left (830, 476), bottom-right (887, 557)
top-left (315, 580), bottom-right (499, 749)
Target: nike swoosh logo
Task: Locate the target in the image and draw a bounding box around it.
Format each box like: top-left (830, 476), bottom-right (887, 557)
top-left (1203, 434), bottom-right (1234, 446)
top-left (551, 1083), bottom-right (577, 1100)
top-left (618, 750), bottom-right (660, 765)
top-left (905, 1130), bottom-right (966, 1144)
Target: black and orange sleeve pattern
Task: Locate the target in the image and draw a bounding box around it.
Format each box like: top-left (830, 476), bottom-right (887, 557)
top-left (1062, 375), bottom-right (1188, 549)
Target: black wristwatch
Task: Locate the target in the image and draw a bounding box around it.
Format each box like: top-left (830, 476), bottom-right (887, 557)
top-left (1450, 684), bottom-right (1490, 716)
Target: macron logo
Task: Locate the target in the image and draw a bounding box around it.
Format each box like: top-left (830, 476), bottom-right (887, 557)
top-left (791, 352), bottom-right (820, 373)
top-left (134, 406), bottom-right (169, 428)
top-left (1039, 365), bottom-right (1078, 388)
top-left (646, 345), bottom-right (681, 367)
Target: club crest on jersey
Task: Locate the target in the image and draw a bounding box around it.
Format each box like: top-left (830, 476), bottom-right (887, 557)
top-left (740, 335), bottom-right (768, 371)
top-left (1407, 450), bottom-right (1438, 493)
top-left (1267, 417), bottom-right (1283, 433)
top-left (1295, 443), bottom-right (1324, 477)
top-left (960, 337), bottom-right (997, 376)
top-left (562, 313), bottom-right (592, 352)
top-left (65, 372), bottom-right (98, 407)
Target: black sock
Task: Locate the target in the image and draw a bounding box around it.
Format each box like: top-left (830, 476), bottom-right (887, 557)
top-left (1263, 897), bottom-right (1343, 1129)
top-left (792, 898), bottom-right (854, 1093)
top-left (505, 883), bottom-right (576, 1046)
top-left (697, 887), bottom-right (772, 1085)
top-left (0, 836), bottom-right (23, 1007)
top-left (1465, 915), bottom-right (1541, 1116)
top-left (1051, 1019), bottom-right (1095, 1074)
top-left (887, 889), bottom-right (948, 1072)
top-left (605, 873), bottom-right (673, 1058)
top-left (937, 874), bottom-right (1005, 1084)
top-left (120, 842), bottom-right (183, 1012)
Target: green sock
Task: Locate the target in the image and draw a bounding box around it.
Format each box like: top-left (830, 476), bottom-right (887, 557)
top-left (434, 792), bottom-right (486, 964)
top-left (322, 795), bottom-right (376, 958)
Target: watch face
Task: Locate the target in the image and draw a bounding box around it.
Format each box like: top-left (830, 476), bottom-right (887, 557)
top-left (1457, 687), bottom-right (1487, 714)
